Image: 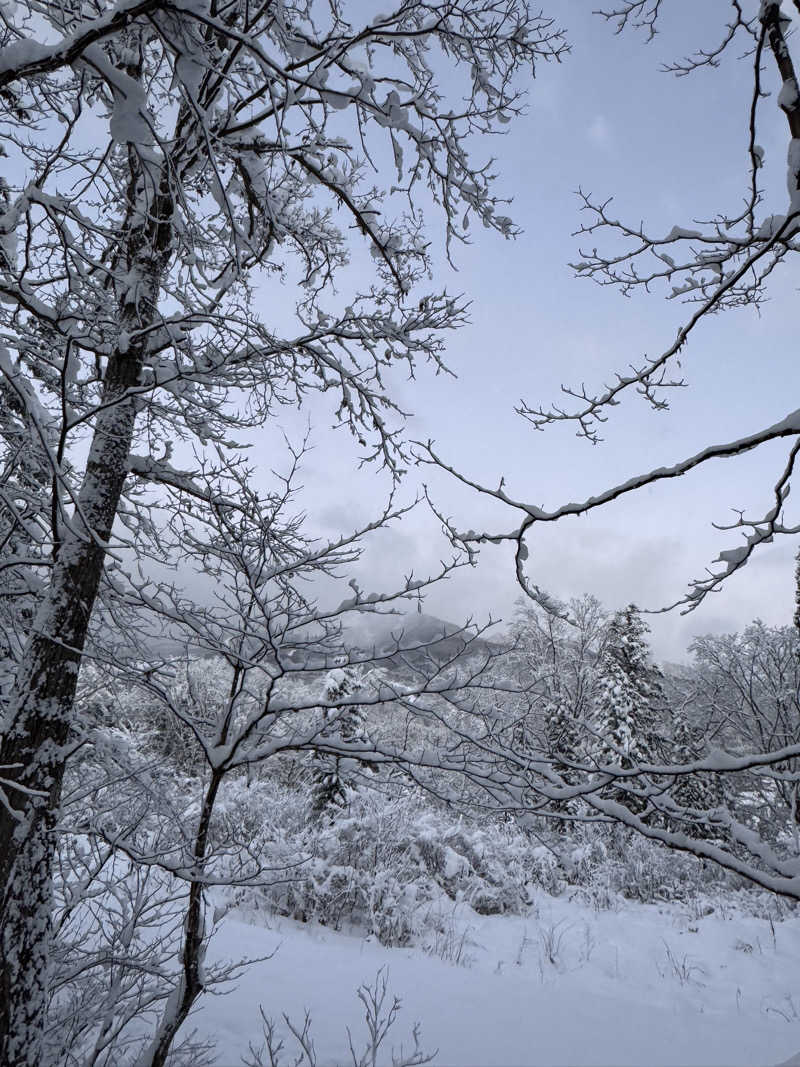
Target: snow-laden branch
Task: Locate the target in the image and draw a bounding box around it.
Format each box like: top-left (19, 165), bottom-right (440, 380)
top-left (0, 0), bottom-right (164, 87)
top-left (0, 3), bottom-right (569, 1061)
top-left (427, 0), bottom-right (800, 617)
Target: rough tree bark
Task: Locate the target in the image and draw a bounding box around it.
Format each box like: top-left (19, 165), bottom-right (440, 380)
top-left (0, 147), bottom-right (174, 1063)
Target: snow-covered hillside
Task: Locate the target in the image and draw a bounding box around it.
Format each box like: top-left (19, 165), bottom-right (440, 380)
top-left (195, 891), bottom-right (800, 1067)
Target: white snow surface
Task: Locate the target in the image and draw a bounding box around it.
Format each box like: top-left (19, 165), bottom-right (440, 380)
top-left (193, 890), bottom-right (800, 1066)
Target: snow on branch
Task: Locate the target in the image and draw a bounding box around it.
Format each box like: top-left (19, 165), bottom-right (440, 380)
top-left (426, 0), bottom-right (800, 618)
top-left (0, 0), bottom-right (163, 87)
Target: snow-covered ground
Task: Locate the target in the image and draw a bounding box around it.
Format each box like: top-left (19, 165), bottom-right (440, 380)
top-left (195, 890), bottom-right (800, 1066)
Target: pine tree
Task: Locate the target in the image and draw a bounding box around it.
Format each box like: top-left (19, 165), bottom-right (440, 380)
top-left (310, 668), bottom-right (370, 820)
top-left (545, 690), bottom-right (584, 767)
top-left (594, 605), bottom-right (662, 767)
top-left (593, 605), bottom-right (664, 815)
top-left (543, 685), bottom-right (586, 823)
top-left (668, 705), bottom-right (723, 838)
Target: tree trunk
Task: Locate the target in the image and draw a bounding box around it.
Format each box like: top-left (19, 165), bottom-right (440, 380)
top-left (0, 161), bottom-right (173, 1062)
top-left (0, 346), bottom-right (145, 1065)
top-left (134, 772), bottom-right (222, 1067)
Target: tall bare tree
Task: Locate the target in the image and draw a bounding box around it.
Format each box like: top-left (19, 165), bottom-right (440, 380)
top-left (0, 2), bottom-right (566, 1061)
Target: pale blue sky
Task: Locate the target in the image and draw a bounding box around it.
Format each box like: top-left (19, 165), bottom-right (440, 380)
top-left (275, 1), bottom-right (800, 660)
top-left (11, 1), bottom-right (795, 662)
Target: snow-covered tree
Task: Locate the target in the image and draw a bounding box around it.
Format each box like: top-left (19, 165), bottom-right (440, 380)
top-left (665, 703), bottom-right (724, 840)
top-left (0, 332), bottom-right (54, 686)
top-left (507, 595), bottom-right (605, 762)
top-left (690, 623), bottom-right (800, 761)
top-left (0, 2), bottom-right (567, 1060)
top-left (689, 622), bottom-right (800, 837)
top-left (593, 605), bottom-right (662, 771)
top-left (310, 667), bottom-right (373, 819)
top-left (585, 605), bottom-right (664, 821)
top-left (543, 688), bottom-right (584, 767)
top-left (493, 596), bottom-right (606, 823)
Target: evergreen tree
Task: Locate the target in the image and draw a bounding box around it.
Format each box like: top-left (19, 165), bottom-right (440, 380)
top-left (593, 605), bottom-right (662, 767)
top-left (543, 684), bottom-right (586, 823)
top-left (592, 605), bottom-right (664, 815)
top-left (310, 669), bottom-right (371, 820)
top-left (667, 705), bottom-right (723, 838)
top-left (544, 688), bottom-right (584, 768)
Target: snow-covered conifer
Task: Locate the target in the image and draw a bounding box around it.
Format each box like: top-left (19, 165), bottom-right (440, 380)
top-left (310, 668), bottom-right (370, 818)
top-left (667, 705), bottom-right (723, 838)
top-left (543, 688), bottom-right (583, 770)
top-left (593, 605), bottom-right (662, 770)
top-left (590, 606), bottom-right (666, 817)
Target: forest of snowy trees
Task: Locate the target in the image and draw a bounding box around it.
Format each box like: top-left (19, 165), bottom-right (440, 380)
top-left (30, 600), bottom-right (800, 1063)
top-left (4, 0), bottom-right (800, 1064)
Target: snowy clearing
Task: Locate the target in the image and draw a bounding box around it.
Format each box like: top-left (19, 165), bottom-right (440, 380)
top-left (195, 891), bottom-right (800, 1067)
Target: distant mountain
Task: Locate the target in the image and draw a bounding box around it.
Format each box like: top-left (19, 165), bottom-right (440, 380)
top-left (105, 611), bottom-right (504, 680)
top-left (345, 612), bottom-right (503, 675)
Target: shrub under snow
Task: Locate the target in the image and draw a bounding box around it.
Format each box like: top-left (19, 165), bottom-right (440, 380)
top-left (213, 776), bottom-right (774, 947)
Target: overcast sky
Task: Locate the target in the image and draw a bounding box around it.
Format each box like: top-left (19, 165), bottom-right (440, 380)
top-left (24, 1), bottom-right (791, 662)
top-left (257, 0), bottom-right (800, 662)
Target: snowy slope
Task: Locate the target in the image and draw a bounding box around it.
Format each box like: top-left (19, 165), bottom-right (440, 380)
top-left (194, 890), bottom-right (800, 1067)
